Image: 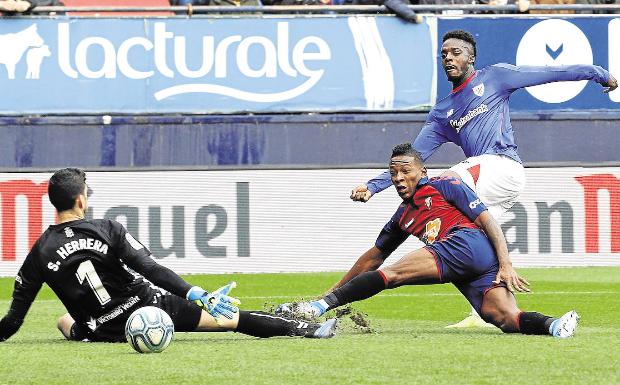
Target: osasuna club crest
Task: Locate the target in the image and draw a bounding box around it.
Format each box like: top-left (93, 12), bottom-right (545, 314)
top-left (473, 83), bottom-right (485, 97)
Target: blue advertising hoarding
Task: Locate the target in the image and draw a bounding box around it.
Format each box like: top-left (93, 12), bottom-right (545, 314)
top-left (0, 16), bottom-right (435, 114)
top-left (1, 15), bottom-right (618, 114)
top-left (437, 17), bottom-right (620, 110)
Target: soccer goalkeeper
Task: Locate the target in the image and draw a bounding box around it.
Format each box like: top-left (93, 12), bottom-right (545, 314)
top-left (0, 168), bottom-right (336, 342)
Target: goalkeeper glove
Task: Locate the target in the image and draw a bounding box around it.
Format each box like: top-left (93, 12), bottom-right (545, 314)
top-left (186, 282), bottom-right (241, 321)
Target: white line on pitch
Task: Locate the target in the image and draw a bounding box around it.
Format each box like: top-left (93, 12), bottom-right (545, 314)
top-left (0, 291), bottom-right (613, 304)
top-left (242, 291), bottom-right (615, 299)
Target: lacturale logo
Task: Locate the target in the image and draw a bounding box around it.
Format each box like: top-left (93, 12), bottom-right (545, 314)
top-left (0, 24), bottom-right (50, 80)
top-left (5, 22), bottom-right (331, 103)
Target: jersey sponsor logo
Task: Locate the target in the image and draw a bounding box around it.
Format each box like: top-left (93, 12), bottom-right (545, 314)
top-left (86, 317), bottom-right (97, 331)
top-left (64, 227), bottom-right (74, 238)
top-left (516, 19), bottom-right (592, 103)
top-left (472, 83), bottom-right (485, 97)
top-left (125, 233), bottom-right (144, 250)
top-left (425, 196), bottom-right (432, 209)
top-left (449, 103), bottom-right (488, 133)
top-left (96, 295), bottom-right (141, 325)
top-left (56, 238), bottom-right (109, 259)
top-left (469, 198), bottom-right (482, 209)
top-left (422, 218), bottom-right (441, 244)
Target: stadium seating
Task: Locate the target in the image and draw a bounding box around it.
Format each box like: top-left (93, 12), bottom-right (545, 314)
top-left (63, 0), bottom-right (173, 15)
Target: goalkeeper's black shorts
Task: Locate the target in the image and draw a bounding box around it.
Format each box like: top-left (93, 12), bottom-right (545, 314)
top-left (69, 294), bottom-right (202, 342)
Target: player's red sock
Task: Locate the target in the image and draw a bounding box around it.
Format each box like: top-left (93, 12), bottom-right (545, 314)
top-left (324, 271), bottom-right (388, 310)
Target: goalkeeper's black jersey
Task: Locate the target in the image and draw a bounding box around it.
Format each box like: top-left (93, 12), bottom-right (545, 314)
top-left (11, 219), bottom-right (192, 331)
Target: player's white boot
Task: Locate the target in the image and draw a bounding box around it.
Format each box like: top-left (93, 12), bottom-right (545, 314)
top-left (445, 308), bottom-right (495, 328)
top-left (549, 310), bottom-right (579, 338)
top-left (307, 318), bottom-right (338, 339)
top-left (275, 301), bottom-right (326, 319)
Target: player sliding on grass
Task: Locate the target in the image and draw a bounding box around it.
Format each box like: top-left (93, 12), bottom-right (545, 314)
top-left (279, 143), bottom-right (579, 338)
top-left (0, 168), bottom-right (336, 343)
top-left (349, 29), bottom-right (617, 328)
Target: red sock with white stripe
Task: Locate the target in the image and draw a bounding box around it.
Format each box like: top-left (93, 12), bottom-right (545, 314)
top-left (322, 270), bottom-right (388, 311)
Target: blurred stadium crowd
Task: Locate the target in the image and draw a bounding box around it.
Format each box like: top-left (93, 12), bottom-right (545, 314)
top-left (0, 0), bottom-right (618, 15)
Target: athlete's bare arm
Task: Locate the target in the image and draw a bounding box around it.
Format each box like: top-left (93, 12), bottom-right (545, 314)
top-left (474, 211), bottom-right (529, 293)
top-left (350, 184), bottom-right (373, 202)
top-left (603, 73), bottom-right (618, 93)
top-left (324, 246), bottom-right (387, 295)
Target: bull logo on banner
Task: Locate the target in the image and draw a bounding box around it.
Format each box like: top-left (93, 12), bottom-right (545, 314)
top-left (0, 24), bottom-right (50, 80)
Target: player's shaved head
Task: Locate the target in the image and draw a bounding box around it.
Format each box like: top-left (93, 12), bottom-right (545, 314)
top-left (443, 29), bottom-right (476, 59)
top-left (48, 168), bottom-right (89, 212)
top-left (390, 143), bottom-right (423, 165)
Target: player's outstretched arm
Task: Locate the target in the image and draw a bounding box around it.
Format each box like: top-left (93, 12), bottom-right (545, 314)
top-left (125, 252), bottom-right (241, 321)
top-left (187, 282), bottom-right (241, 322)
top-left (602, 73), bottom-right (618, 93)
top-left (0, 296), bottom-right (36, 342)
top-left (495, 63), bottom-right (612, 92)
top-left (352, 170), bottom-right (392, 202)
top-left (475, 211), bottom-right (530, 293)
top-left (324, 246), bottom-right (387, 295)
top-left (0, 314), bottom-right (23, 342)
top-left (350, 184), bottom-right (373, 202)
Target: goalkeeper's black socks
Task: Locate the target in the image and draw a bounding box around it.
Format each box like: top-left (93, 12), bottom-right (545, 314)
top-left (236, 310), bottom-right (320, 338)
top-left (322, 270), bottom-right (388, 311)
top-left (518, 312), bottom-right (555, 335)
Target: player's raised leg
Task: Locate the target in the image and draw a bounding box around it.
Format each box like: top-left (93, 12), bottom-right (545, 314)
top-left (444, 155), bottom-right (525, 329)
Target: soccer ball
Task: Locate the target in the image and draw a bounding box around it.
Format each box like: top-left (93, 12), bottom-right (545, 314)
top-left (125, 306), bottom-right (174, 354)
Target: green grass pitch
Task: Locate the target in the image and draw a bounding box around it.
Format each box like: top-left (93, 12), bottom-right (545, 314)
top-left (1, 267), bottom-right (619, 385)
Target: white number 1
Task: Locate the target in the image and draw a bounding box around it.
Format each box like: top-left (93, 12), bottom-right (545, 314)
top-left (76, 260), bottom-right (111, 305)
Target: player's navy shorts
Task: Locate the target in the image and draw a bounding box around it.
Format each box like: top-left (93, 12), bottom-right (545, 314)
top-left (69, 293), bottom-right (202, 343)
top-left (425, 227), bottom-right (506, 314)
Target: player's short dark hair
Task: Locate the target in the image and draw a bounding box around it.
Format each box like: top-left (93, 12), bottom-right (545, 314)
top-left (442, 29), bottom-right (476, 58)
top-left (391, 143), bottom-right (423, 164)
top-left (48, 168), bottom-right (88, 212)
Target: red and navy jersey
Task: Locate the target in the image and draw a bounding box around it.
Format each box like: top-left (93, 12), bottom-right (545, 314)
top-left (375, 176), bottom-right (487, 254)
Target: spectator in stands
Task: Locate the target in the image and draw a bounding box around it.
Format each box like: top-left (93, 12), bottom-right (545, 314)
top-left (256, 0), bottom-right (422, 23)
top-left (171, 0), bottom-right (262, 6)
top-left (528, 0), bottom-right (575, 13)
top-left (0, 0), bottom-right (31, 12)
top-left (0, 0), bottom-right (63, 13)
top-left (576, 0), bottom-right (618, 13)
top-left (411, 0), bottom-right (529, 14)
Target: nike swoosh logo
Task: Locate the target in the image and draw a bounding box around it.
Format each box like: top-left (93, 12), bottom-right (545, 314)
top-left (405, 219), bottom-right (414, 228)
top-left (546, 43), bottom-right (563, 60)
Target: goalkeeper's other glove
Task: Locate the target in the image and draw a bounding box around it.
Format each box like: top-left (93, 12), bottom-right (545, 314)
top-left (186, 282), bottom-right (241, 321)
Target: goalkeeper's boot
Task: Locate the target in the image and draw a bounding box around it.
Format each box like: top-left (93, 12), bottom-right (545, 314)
top-left (275, 301), bottom-right (326, 320)
top-left (305, 318), bottom-right (338, 339)
top-left (550, 310), bottom-right (579, 338)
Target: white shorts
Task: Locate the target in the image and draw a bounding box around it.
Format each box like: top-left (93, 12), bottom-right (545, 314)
top-left (448, 154), bottom-right (526, 221)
